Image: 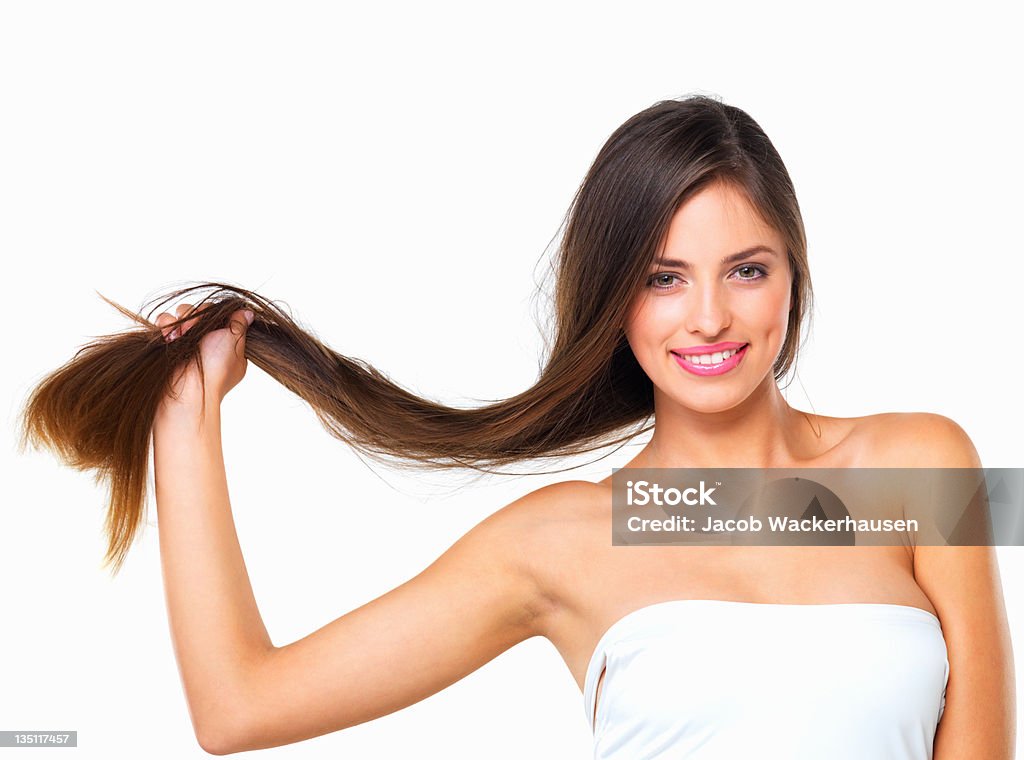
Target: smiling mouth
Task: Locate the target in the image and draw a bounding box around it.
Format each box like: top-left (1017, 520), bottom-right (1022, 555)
top-left (674, 344), bottom-right (749, 365)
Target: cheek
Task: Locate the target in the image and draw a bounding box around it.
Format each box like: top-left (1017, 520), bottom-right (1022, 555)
top-left (623, 298), bottom-right (649, 344)
top-left (775, 282), bottom-right (793, 324)
top-left (745, 280), bottom-right (791, 330)
top-left (624, 300), bottom-right (663, 342)
top-left (624, 315), bottom-right (655, 364)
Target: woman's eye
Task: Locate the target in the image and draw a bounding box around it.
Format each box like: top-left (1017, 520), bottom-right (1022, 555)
top-left (648, 273), bottom-right (679, 290)
top-left (735, 265), bottom-right (767, 281)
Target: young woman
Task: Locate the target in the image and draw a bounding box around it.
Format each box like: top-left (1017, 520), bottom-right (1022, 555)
top-left (25, 95), bottom-right (1015, 758)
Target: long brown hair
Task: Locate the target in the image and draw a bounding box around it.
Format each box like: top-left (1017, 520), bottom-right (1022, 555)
top-left (18, 93), bottom-right (814, 575)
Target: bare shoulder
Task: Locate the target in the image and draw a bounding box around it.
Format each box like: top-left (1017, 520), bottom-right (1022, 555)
top-left (493, 478), bottom-right (608, 551)
top-left (494, 478), bottom-right (607, 521)
top-left (489, 478), bottom-right (608, 604)
top-left (860, 412), bottom-right (982, 468)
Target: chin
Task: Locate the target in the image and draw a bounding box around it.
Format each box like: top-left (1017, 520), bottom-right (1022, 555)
top-left (665, 388), bottom-right (747, 415)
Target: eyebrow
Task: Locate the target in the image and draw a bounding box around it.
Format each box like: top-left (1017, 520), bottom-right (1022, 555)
top-left (653, 245), bottom-right (779, 268)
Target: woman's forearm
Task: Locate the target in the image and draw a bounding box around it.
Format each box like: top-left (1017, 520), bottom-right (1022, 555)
top-left (152, 396), bottom-right (275, 745)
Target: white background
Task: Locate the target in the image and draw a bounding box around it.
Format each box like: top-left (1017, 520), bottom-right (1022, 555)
top-left (2, 1), bottom-right (1021, 757)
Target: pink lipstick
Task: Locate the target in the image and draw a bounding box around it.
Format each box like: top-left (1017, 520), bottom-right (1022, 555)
top-left (671, 342), bottom-right (749, 377)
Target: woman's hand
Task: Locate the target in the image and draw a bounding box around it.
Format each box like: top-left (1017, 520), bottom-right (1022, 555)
top-left (156, 302), bottom-right (255, 410)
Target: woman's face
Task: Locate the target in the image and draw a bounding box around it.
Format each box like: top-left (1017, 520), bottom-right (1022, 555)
top-left (624, 180), bottom-right (793, 413)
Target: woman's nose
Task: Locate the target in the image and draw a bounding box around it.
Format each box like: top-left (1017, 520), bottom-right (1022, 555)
top-left (683, 282), bottom-right (731, 336)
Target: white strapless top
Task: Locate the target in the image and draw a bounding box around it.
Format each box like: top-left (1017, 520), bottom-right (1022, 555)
top-left (583, 600), bottom-right (949, 760)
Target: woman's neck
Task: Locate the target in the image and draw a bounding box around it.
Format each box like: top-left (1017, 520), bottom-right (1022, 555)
top-left (641, 376), bottom-right (825, 469)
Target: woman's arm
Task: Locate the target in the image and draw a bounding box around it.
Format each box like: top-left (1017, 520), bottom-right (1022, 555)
top-left (153, 396), bottom-right (277, 751)
top-left (904, 414), bottom-right (1017, 759)
top-left (151, 303), bottom-right (557, 754)
top-left (155, 390), bottom-right (554, 753)
top-left (153, 372), bottom-right (558, 754)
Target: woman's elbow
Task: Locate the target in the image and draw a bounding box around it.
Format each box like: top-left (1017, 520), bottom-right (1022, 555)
top-left (196, 719), bottom-right (247, 756)
top-left (197, 733), bottom-right (232, 756)
top-left (192, 699), bottom-right (253, 755)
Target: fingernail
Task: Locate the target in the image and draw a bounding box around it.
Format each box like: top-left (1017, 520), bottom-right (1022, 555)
top-left (244, 310), bottom-right (254, 325)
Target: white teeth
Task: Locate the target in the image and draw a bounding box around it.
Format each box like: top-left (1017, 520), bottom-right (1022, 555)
top-left (682, 346), bottom-right (742, 365)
